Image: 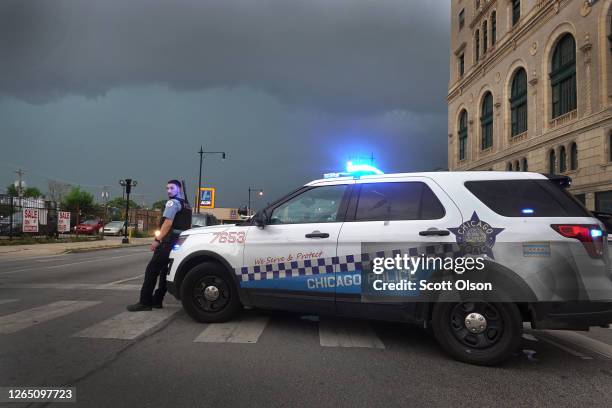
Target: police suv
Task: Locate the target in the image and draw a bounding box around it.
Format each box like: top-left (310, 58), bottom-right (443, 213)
top-left (166, 169), bottom-right (612, 365)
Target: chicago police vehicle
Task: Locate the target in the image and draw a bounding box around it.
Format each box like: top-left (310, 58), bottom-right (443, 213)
top-left (166, 165), bottom-right (612, 365)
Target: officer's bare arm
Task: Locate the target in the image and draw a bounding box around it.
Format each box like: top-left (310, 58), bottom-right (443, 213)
top-left (157, 219), bottom-right (173, 241)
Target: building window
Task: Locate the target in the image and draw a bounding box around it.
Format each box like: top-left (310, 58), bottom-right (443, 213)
top-left (475, 0), bottom-right (481, 10)
top-left (483, 21), bottom-right (488, 54)
top-left (522, 157), bottom-right (528, 171)
top-left (506, 162), bottom-right (512, 171)
top-left (458, 53), bottom-right (465, 77)
top-left (475, 30), bottom-right (480, 62)
top-left (609, 132), bottom-right (612, 162)
top-left (459, 9), bottom-right (465, 29)
top-left (551, 33), bottom-right (577, 119)
top-left (514, 160), bottom-right (520, 171)
top-left (510, 68), bottom-right (528, 136)
top-left (512, 0), bottom-right (521, 26)
top-left (458, 110), bottom-right (468, 160)
top-left (596, 191), bottom-right (612, 213)
top-left (559, 146), bottom-right (567, 173)
top-left (491, 11), bottom-right (497, 45)
top-left (548, 149), bottom-right (556, 175)
top-left (480, 92), bottom-right (494, 150)
top-left (570, 142), bottom-right (578, 170)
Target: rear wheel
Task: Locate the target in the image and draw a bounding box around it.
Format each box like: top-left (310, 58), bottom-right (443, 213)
top-left (432, 301), bottom-right (522, 365)
top-left (180, 262), bottom-right (241, 323)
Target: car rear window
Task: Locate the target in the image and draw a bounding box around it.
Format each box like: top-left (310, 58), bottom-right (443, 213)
top-left (464, 179), bottom-right (591, 217)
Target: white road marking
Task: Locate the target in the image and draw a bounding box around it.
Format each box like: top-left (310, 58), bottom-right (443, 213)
top-left (73, 307), bottom-right (179, 340)
top-left (194, 315), bottom-right (269, 344)
top-left (522, 333), bottom-right (538, 342)
top-left (544, 330), bottom-right (612, 360)
top-left (0, 300), bottom-right (101, 334)
top-left (318, 318), bottom-right (385, 349)
top-left (0, 299), bottom-right (18, 305)
top-left (0, 253), bottom-right (146, 276)
top-left (0, 283), bottom-right (141, 291)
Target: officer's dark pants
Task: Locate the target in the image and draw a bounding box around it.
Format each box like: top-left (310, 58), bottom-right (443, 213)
top-left (139, 241), bottom-right (173, 306)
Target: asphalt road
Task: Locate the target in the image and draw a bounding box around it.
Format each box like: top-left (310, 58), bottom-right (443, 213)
top-left (1, 246), bottom-right (611, 408)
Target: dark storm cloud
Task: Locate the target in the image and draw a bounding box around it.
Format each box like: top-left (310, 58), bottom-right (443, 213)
top-left (0, 0), bottom-right (449, 114)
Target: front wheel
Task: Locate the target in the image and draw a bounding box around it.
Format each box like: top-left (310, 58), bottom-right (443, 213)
top-left (431, 301), bottom-right (522, 366)
top-left (180, 262), bottom-right (241, 323)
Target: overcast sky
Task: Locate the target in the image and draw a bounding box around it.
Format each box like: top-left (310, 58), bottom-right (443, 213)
top-left (0, 0), bottom-right (450, 209)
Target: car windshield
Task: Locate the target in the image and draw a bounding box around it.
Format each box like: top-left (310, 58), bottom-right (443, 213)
top-left (106, 221), bottom-right (123, 227)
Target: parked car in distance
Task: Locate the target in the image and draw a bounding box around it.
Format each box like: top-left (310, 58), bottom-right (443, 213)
top-left (191, 213), bottom-right (219, 228)
top-left (103, 220), bottom-right (126, 236)
top-left (74, 219), bottom-right (104, 235)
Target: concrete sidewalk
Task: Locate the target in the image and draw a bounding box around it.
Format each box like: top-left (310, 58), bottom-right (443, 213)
top-left (0, 237), bottom-right (151, 258)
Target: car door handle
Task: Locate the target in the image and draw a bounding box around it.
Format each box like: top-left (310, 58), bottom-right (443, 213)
top-left (419, 229), bottom-right (450, 236)
top-left (305, 231), bottom-right (330, 239)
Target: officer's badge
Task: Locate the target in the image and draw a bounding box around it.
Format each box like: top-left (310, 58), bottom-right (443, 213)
top-left (166, 201), bottom-right (174, 208)
top-left (447, 212), bottom-right (504, 258)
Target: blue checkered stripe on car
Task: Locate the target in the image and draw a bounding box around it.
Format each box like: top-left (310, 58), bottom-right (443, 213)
top-left (236, 243), bottom-right (463, 282)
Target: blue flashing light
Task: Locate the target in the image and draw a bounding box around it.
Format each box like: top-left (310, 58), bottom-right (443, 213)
top-left (172, 244), bottom-right (181, 251)
top-left (521, 208), bottom-right (535, 214)
top-left (591, 229), bottom-right (603, 238)
top-left (346, 161), bottom-right (384, 176)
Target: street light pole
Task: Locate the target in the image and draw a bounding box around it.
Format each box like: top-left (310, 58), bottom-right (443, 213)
top-left (196, 148), bottom-right (226, 214)
top-left (119, 179), bottom-right (137, 244)
top-left (248, 188), bottom-right (264, 216)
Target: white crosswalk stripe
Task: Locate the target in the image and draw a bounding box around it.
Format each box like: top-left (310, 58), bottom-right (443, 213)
top-left (0, 300), bottom-right (101, 334)
top-left (0, 299), bottom-right (19, 306)
top-left (194, 315), bottom-right (269, 343)
top-left (318, 318), bottom-right (385, 349)
top-left (73, 306), bottom-right (180, 340)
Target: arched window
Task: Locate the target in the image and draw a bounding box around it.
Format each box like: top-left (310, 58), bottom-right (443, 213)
top-left (491, 11), bottom-right (497, 45)
top-left (480, 92), bottom-right (494, 149)
top-left (570, 142), bottom-right (578, 170)
top-left (522, 157), bottom-right (528, 172)
top-left (506, 162), bottom-right (512, 171)
top-left (559, 146), bottom-right (567, 173)
top-left (549, 149), bottom-right (556, 175)
top-left (551, 34), bottom-right (577, 119)
top-left (475, 30), bottom-right (480, 62)
top-left (483, 21), bottom-right (488, 53)
top-left (458, 110), bottom-right (468, 161)
top-left (514, 160), bottom-right (520, 171)
top-left (510, 68), bottom-right (528, 136)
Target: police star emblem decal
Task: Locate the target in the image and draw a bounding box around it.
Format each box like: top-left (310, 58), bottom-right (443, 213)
top-left (447, 212), bottom-right (504, 258)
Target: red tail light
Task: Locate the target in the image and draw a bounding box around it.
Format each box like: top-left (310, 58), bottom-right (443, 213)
top-left (551, 224), bottom-right (605, 258)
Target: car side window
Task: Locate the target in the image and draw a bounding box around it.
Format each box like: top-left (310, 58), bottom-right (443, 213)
top-left (269, 185), bottom-right (348, 225)
top-left (355, 182), bottom-right (445, 221)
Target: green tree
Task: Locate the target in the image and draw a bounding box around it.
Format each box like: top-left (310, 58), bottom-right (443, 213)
top-left (61, 187), bottom-right (96, 214)
top-left (107, 197), bottom-right (141, 210)
top-left (152, 200), bottom-right (167, 210)
top-left (6, 185), bottom-right (42, 198)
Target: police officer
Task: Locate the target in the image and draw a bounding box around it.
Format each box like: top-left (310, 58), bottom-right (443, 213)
top-left (127, 180), bottom-right (192, 312)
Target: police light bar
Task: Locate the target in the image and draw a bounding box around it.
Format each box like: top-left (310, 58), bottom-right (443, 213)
top-left (346, 161), bottom-right (384, 176)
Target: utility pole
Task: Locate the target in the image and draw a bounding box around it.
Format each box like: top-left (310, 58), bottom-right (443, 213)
top-left (248, 188), bottom-right (264, 217)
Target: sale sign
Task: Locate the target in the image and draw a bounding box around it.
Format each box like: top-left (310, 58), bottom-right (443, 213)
top-left (22, 208), bottom-right (39, 233)
top-left (58, 211), bottom-right (71, 233)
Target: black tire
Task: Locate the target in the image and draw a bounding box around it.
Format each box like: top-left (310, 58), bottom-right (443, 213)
top-left (180, 262), bottom-right (241, 323)
top-left (431, 301), bottom-right (522, 366)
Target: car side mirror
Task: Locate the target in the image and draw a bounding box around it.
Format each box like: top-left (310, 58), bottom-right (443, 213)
top-left (253, 210), bottom-right (267, 228)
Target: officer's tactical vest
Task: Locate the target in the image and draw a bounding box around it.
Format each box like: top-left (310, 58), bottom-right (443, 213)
top-left (160, 198), bottom-right (192, 242)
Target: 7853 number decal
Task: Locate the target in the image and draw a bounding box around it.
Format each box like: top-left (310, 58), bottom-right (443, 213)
top-left (210, 231), bottom-right (246, 244)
